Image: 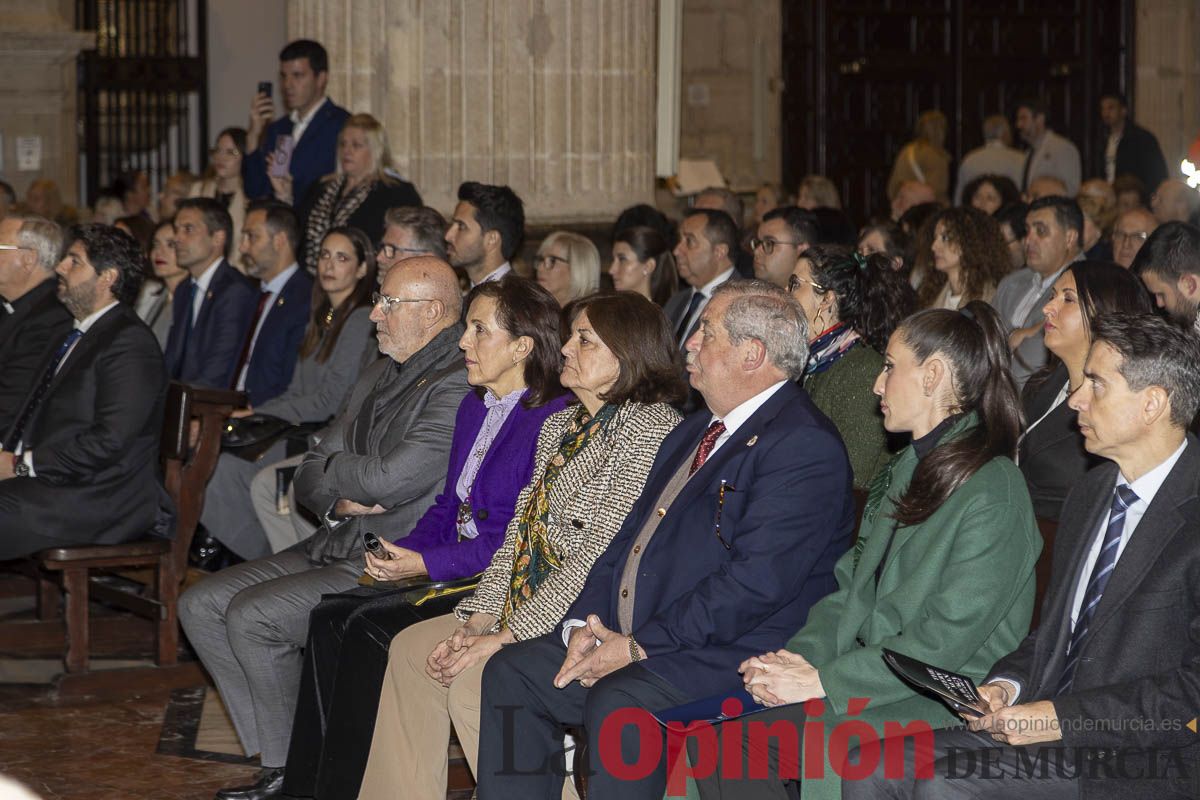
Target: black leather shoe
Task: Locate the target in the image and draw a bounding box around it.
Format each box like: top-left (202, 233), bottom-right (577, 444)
top-left (214, 767), bottom-right (285, 800)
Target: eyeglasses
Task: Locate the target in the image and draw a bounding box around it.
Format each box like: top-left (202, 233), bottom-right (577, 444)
top-left (0, 244), bottom-right (31, 252)
top-left (536, 254), bottom-right (570, 271)
top-left (787, 273), bottom-right (826, 294)
top-left (370, 292), bottom-right (435, 314)
top-left (1112, 230), bottom-right (1150, 245)
top-left (377, 242), bottom-right (429, 260)
top-left (749, 237), bottom-right (804, 255)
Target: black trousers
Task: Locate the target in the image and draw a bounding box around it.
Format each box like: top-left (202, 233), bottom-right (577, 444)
top-left (476, 634), bottom-right (690, 800)
top-left (689, 703), bottom-right (806, 800)
top-left (280, 586), bottom-right (459, 800)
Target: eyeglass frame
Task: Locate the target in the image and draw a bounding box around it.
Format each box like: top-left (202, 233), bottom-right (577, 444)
top-left (1111, 230), bottom-right (1150, 245)
top-left (787, 273), bottom-right (827, 294)
top-left (0, 244), bottom-right (31, 252)
top-left (370, 291), bottom-right (437, 314)
top-left (749, 236), bottom-right (805, 255)
top-left (377, 242), bottom-right (429, 260)
top-left (535, 254), bottom-right (570, 271)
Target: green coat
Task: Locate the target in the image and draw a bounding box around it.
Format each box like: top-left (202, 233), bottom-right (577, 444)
top-left (786, 413), bottom-right (1040, 800)
top-left (803, 344), bottom-right (891, 489)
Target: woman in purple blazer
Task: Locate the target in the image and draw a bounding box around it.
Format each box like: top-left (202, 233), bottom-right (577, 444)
top-left (278, 276), bottom-right (568, 799)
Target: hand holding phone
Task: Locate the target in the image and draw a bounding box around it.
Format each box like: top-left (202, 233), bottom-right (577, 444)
top-left (363, 532), bottom-right (393, 560)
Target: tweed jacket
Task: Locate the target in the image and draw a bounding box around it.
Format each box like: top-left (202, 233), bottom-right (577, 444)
top-left (455, 400), bottom-right (681, 641)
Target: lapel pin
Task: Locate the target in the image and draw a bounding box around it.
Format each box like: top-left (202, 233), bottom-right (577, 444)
top-left (746, 435), bottom-right (758, 447)
top-left (206, 290), bottom-right (214, 300)
top-left (277, 297), bottom-right (285, 306)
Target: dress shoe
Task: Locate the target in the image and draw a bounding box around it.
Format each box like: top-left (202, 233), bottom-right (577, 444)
top-left (214, 767), bottom-right (285, 800)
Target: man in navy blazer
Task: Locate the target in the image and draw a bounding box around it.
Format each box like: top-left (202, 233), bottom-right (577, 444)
top-left (243, 39), bottom-right (350, 203)
top-left (235, 200), bottom-right (312, 406)
top-left (164, 198), bottom-right (258, 389)
top-left (476, 280), bottom-right (855, 799)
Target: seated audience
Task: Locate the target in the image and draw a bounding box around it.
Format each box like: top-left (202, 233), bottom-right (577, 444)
top-left (666, 209), bottom-right (739, 348)
top-left (178, 256), bottom-right (470, 800)
top-left (163, 197), bottom-right (258, 389)
top-left (994, 200), bottom-right (1030, 271)
top-left (1111, 206), bottom-right (1158, 269)
top-left (891, 180), bottom-right (937, 222)
top-left (796, 174), bottom-right (842, 210)
top-left (1152, 177), bottom-right (1200, 225)
top-left (695, 186), bottom-right (754, 277)
top-left (694, 301), bottom-right (1040, 800)
top-left (612, 202), bottom-right (676, 249)
top-left (849, 313), bottom-right (1200, 800)
top-left (1025, 174), bottom-right (1070, 202)
top-left (608, 224), bottom-right (678, 306)
top-left (376, 205), bottom-right (447, 282)
top-left (1132, 220), bottom-right (1200, 326)
top-left (1016, 97), bottom-right (1082, 195)
top-left (788, 246), bottom-right (915, 487)
top-left (445, 181), bottom-right (524, 287)
top-left (752, 182), bottom-right (789, 226)
top-left (201, 226), bottom-right (376, 561)
top-left (918, 206), bottom-right (1007, 310)
top-left (887, 110), bottom-right (951, 203)
top-left (992, 196), bottom-right (1084, 386)
top-left (158, 170), bottom-right (197, 221)
top-left (1077, 178), bottom-right (1117, 261)
top-left (0, 215), bottom-right (71, 435)
top-left (134, 219), bottom-right (187, 348)
top-left (534, 231), bottom-right (600, 307)
top-left (1020, 261), bottom-right (1152, 520)
top-left (231, 201), bottom-right (312, 406)
top-left (960, 173), bottom-right (1020, 214)
top-left (0, 225), bottom-right (167, 558)
top-left (751, 205), bottom-right (818, 287)
top-left (1113, 173), bottom-right (1148, 214)
top-left (474, 280), bottom-right (855, 798)
top-left (857, 220), bottom-right (909, 272)
top-left (339, 291), bottom-right (683, 800)
top-left (91, 192), bottom-right (125, 225)
top-left (190, 128), bottom-right (249, 268)
top-left (954, 114), bottom-right (1026, 204)
top-left (297, 113), bottom-right (422, 273)
top-left (243, 39), bottom-right (350, 203)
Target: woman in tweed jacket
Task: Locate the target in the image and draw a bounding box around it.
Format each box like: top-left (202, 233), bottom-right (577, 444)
top-left (356, 292), bottom-right (687, 800)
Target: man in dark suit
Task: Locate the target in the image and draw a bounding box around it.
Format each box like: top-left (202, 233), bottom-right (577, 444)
top-left (664, 210), bottom-right (739, 347)
top-left (234, 200), bottom-right (312, 406)
top-left (0, 215), bottom-right (71, 433)
top-left (243, 39), bottom-right (350, 203)
top-left (850, 312), bottom-right (1200, 800)
top-left (475, 280), bottom-right (855, 799)
top-left (0, 225), bottom-right (167, 559)
top-left (1097, 94), bottom-right (1168, 193)
top-left (164, 197), bottom-right (258, 389)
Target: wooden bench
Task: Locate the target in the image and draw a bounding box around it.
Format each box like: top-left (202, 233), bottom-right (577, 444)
top-left (3, 382), bottom-right (242, 673)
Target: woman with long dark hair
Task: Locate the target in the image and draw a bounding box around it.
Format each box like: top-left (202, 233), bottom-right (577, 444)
top-left (692, 301), bottom-right (1040, 800)
top-left (1019, 261), bottom-right (1153, 519)
top-left (788, 245), bottom-right (916, 486)
top-left (920, 206), bottom-right (1011, 309)
top-left (609, 224), bottom-right (679, 306)
top-left (189, 127), bottom-right (249, 270)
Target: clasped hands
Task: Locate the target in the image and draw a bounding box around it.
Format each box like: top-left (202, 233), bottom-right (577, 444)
top-left (554, 615), bottom-right (639, 690)
top-left (425, 613), bottom-right (513, 687)
top-left (963, 682), bottom-right (1062, 746)
top-left (740, 649), bottom-right (825, 707)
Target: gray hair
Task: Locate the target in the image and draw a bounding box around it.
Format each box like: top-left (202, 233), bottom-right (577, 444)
top-left (982, 114), bottom-right (1011, 144)
top-left (1092, 312), bottom-right (1200, 428)
top-left (14, 215), bottom-right (63, 273)
top-left (384, 205), bottom-right (447, 259)
top-left (712, 279), bottom-right (810, 379)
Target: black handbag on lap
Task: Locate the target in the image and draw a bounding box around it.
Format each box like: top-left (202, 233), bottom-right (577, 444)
top-left (221, 413), bottom-right (325, 461)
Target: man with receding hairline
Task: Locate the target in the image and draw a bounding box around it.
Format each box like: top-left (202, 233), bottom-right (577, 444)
top-left (179, 255), bottom-right (469, 800)
top-left (1111, 207), bottom-right (1158, 269)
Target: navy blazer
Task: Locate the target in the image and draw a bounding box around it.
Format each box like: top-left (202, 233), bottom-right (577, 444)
top-left (243, 99), bottom-right (351, 202)
top-left (565, 381), bottom-right (855, 700)
top-left (242, 267), bottom-right (313, 406)
top-left (163, 259), bottom-right (258, 389)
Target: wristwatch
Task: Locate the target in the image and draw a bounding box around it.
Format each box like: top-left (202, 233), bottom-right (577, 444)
top-left (13, 458), bottom-right (29, 478)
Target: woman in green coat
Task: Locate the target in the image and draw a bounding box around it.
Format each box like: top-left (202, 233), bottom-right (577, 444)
top-left (688, 301), bottom-right (1041, 800)
top-left (790, 247), bottom-right (916, 488)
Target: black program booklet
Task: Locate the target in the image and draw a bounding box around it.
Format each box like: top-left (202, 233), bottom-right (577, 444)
top-left (882, 648), bottom-right (989, 717)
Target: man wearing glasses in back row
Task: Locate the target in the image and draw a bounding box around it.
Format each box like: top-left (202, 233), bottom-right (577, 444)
top-left (179, 255), bottom-right (471, 800)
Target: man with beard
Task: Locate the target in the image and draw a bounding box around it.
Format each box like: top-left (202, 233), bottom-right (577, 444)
top-left (0, 224), bottom-right (167, 559)
top-left (1132, 221), bottom-right (1200, 327)
top-left (443, 181), bottom-right (524, 288)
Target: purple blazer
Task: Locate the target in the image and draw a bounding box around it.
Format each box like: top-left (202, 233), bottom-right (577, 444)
top-left (397, 389), bottom-right (569, 580)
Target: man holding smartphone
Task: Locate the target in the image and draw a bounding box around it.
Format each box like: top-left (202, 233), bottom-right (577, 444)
top-left (243, 39), bottom-right (349, 205)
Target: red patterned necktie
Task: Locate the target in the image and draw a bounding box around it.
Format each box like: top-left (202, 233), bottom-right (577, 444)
top-left (689, 420), bottom-right (727, 476)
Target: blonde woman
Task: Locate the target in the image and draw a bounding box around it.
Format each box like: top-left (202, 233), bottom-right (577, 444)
top-left (296, 113), bottom-right (422, 273)
top-left (535, 230), bottom-right (601, 307)
top-left (189, 127), bottom-right (249, 271)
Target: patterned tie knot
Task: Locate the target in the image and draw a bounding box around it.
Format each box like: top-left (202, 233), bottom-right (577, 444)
top-left (1113, 484), bottom-right (1139, 514)
top-left (690, 420), bottom-right (727, 476)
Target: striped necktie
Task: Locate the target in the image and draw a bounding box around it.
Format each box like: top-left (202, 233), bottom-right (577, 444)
top-left (1055, 483), bottom-right (1139, 695)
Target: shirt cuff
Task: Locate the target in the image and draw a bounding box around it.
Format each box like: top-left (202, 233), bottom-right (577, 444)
top-left (989, 677), bottom-right (1022, 705)
top-left (561, 618), bottom-right (589, 647)
top-left (22, 450), bottom-right (35, 478)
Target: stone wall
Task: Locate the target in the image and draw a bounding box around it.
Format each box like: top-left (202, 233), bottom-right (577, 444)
top-left (1134, 0), bottom-right (1200, 174)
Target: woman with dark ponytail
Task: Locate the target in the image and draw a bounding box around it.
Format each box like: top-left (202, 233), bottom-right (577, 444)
top-left (788, 244), bottom-right (916, 486)
top-left (690, 300), bottom-right (1041, 800)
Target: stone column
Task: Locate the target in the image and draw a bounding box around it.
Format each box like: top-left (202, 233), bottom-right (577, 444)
top-left (1134, 0), bottom-right (1200, 172)
top-left (0, 1), bottom-right (94, 206)
top-left (288, 0), bottom-right (659, 225)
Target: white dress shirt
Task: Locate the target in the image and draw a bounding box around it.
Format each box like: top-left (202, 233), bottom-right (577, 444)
top-left (471, 261), bottom-right (512, 289)
top-left (289, 97), bottom-right (328, 145)
top-left (236, 262), bottom-right (299, 390)
top-left (190, 257), bottom-right (223, 325)
top-left (679, 266), bottom-right (736, 346)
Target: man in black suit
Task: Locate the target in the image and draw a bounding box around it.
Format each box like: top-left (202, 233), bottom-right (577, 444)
top-left (1097, 94), bottom-right (1168, 193)
top-left (664, 209), bottom-right (739, 348)
top-left (164, 197), bottom-right (258, 389)
top-left (849, 312), bottom-right (1200, 799)
top-left (0, 225), bottom-right (168, 559)
top-left (0, 215), bottom-right (71, 433)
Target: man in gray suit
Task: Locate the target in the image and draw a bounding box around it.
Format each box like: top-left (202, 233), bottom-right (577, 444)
top-left (1016, 97), bottom-right (1082, 196)
top-left (992, 196), bottom-right (1083, 387)
top-left (179, 256), bottom-right (469, 800)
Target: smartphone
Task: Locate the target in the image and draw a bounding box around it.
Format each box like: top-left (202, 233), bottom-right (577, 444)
top-left (258, 81), bottom-right (272, 99)
top-left (363, 532), bottom-right (393, 560)
top-left (268, 133), bottom-right (295, 179)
